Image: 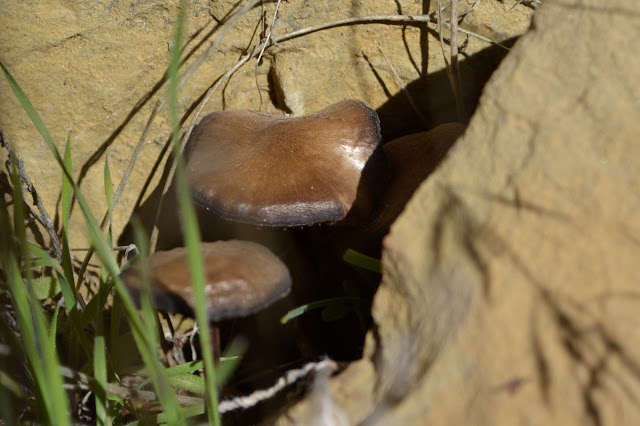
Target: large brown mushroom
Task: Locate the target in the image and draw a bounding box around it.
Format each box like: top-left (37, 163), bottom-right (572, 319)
top-left (120, 240), bottom-right (292, 358)
top-left (184, 99), bottom-right (384, 227)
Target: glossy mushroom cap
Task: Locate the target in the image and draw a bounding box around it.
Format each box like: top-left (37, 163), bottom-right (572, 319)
top-left (120, 240), bottom-right (292, 322)
top-left (184, 100), bottom-right (382, 226)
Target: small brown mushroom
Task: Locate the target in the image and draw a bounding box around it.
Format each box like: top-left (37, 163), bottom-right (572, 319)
top-left (324, 122), bottom-right (466, 260)
top-left (120, 240), bottom-right (292, 358)
top-left (184, 99), bottom-right (384, 227)
top-left (381, 122), bottom-right (465, 217)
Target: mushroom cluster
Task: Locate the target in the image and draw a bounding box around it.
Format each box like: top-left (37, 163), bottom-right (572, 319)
top-left (120, 98), bottom-right (467, 414)
top-left (121, 99), bottom-right (385, 361)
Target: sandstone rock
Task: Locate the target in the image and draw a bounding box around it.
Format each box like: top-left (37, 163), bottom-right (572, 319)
top-left (275, 0), bottom-right (640, 424)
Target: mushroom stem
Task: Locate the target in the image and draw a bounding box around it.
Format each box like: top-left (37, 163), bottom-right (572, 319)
top-left (211, 324), bottom-right (221, 363)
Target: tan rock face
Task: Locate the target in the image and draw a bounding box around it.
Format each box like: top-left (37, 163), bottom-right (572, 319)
top-left (0, 0), bottom-right (531, 250)
top-left (276, 0), bottom-right (640, 425)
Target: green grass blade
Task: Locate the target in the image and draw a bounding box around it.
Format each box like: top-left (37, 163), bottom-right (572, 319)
top-left (215, 338), bottom-right (247, 387)
top-left (126, 404), bottom-right (206, 426)
top-left (90, 234), bottom-right (183, 424)
top-left (281, 297), bottom-right (362, 324)
top-left (2, 54), bottom-right (183, 424)
top-left (169, 2), bottom-right (220, 424)
top-left (104, 150), bottom-right (114, 247)
top-left (1, 159), bottom-right (71, 424)
top-left (137, 341), bottom-right (245, 396)
top-left (135, 337), bottom-right (245, 391)
top-left (26, 243), bottom-right (66, 275)
top-left (109, 294), bottom-right (124, 365)
top-left (0, 368), bottom-right (17, 425)
top-left (49, 303), bottom-right (61, 349)
top-left (94, 152), bottom-right (116, 426)
top-left (131, 221), bottom-right (184, 424)
top-left (343, 249), bottom-right (382, 273)
top-left (155, 360), bottom-right (204, 376)
top-left (93, 324), bottom-right (108, 426)
top-left (167, 373), bottom-right (206, 395)
top-left (61, 133), bottom-right (76, 297)
top-left (174, 160), bottom-right (220, 423)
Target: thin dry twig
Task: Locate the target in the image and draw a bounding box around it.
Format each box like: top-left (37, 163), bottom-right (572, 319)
top-left (442, 22), bottom-right (509, 51)
top-left (274, 14), bottom-right (432, 43)
top-left (1, 132), bottom-right (63, 262)
top-left (255, 0), bottom-right (283, 109)
top-left (176, 0), bottom-right (262, 99)
top-left (437, 3), bottom-right (452, 85)
top-left (437, 0), bottom-right (464, 123)
top-left (374, 40), bottom-right (428, 128)
top-left (273, 13), bottom-right (509, 51)
top-left (512, 0), bottom-right (542, 9)
top-left (256, 0), bottom-right (283, 65)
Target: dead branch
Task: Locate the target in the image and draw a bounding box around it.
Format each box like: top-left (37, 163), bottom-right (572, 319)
top-left (1, 131), bottom-right (63, 262)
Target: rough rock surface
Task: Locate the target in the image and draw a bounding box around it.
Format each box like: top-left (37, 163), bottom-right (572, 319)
top-left (0, 0), bottom-right (532, 249)
top-left (276, 0), bottom-right (640, 424)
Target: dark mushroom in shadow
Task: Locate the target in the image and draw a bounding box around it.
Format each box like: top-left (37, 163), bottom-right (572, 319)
top-left (119, 240), bottom-right (292, 360)
top-left (369, 122), bottom-right (466, 247)
top-left (130, 100), bottom-right (387, 366)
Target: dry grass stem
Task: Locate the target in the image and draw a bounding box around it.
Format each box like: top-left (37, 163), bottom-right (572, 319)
top-left (443, 22), bottom-right (510, 51)
top-left (512, 0), bottom-right (542, 9)
top-left (438, 0), bottom-right (463, 123)
top-left (256, 0), bottom-right (283, 65)
top-left (176, 0), bottom-right (262, 97)
top-left (450, 0), bottom-right (466, 122)
top-left (274, 14), bottom-right (432, 43)
top-left (276, 13), bottom-right (508, 50)
top-left (255, 0), bottom-right (283, 109)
